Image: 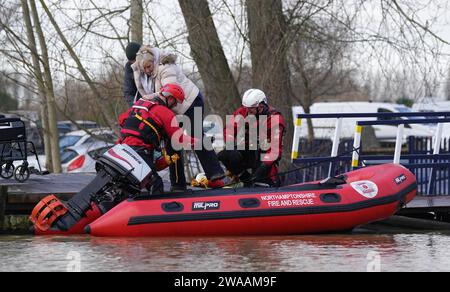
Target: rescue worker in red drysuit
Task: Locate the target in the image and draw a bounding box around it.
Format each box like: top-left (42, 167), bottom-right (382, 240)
top-left (218, 89), bottom-right (285, 187)
top-left (118, 84), bottom-right (198, 195)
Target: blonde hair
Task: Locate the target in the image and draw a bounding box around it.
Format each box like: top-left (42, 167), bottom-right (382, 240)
top-left (135, 45), bottom-right (178, 72)
top-left (136, 46), bottom-right (156, 72)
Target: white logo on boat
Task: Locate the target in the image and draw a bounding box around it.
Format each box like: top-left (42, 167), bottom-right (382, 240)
top-left (192, 201), bottom-right (221, 211)
top-left (350, 181), bottom-right (379, 199)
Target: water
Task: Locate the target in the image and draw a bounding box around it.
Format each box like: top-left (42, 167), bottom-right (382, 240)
top-left (1, 233), bottom-right (449, 272)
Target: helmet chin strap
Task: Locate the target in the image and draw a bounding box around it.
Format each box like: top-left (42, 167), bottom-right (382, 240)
top-left (259, 102), bottom-right (269, 115)
top-left (154, 96), bottom-right (178, 110)
top-left (247, 102), bottom-right (269, 115)
top-left (167, 97), bottom-right (178, 109)
top-left (152, 96), bottom-right (169, 107)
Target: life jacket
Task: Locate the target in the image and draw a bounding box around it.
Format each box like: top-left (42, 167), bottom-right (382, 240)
top-left (241, 105), bottom-right (285, 153)
top-left (120, 99), bottom-right (164, 147)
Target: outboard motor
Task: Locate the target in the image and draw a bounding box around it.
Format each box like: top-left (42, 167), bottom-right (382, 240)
top-left (30, 144), bottom-right (153, 235)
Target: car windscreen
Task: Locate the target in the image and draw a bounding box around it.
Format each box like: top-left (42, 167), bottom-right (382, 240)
top-left (58, 126), bottom-right (72, 137)
top-left (59, 135), bottom-right (82, 149)
top-left (84, 134), bottom-right (117, 144)
top-left (61, 149), bottom-right (79, 164)
top-left (83, 123), bottom-right (99, 129)
top-left (88, 147), bottom-right (110, 159)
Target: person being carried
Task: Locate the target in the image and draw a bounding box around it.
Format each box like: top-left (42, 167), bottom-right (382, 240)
top-left (218, 89), bottom-right (285, 187)
top-left (131, 45), bottom-right (227, 190)
top-left (118, 83), bottom-right (199, 195)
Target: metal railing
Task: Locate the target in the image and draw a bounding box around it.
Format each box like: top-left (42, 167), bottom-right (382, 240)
top-left (291, 112), bottom-right (450, 196)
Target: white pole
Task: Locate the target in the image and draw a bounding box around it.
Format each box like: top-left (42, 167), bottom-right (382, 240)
top-left (352, 124), bottom-right (362, 170)
top-left (433, 123), bottom-right (444, 155)
top-left (330, 118), bottom-right (343, 158)
top-left (393, 124), bottom-right (405, 164)
top-left (291, 117), bottom-right (303, 161)
top-left (427, 123), bottom-right (444, 195)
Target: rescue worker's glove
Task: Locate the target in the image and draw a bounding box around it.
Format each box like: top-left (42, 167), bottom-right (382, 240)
top-left (191, 173), bottom-right (210, 189)
top-left (164, 153), bottom-right (180, 166)
top-left (191, 173), bottom-right (227, 189)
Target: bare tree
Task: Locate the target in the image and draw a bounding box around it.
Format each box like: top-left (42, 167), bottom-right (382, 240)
top-left (2, 0), bottom-right (450, 177)
top-left (179, 0), bottom-right (241, 115)
top-left (38, 0), bottom-right (115, 127)
top-left (338, 0), bottom-right (447, 99)
top-left (445, 67), bottom-right (450, 101)
top-left (29, 0), bottom-right (62, 172)
top-left (130, 0), bottom-right (143, 43)
top-left (288, 9), bottom-right (358, 140)
top-left (20, 0), bottom-right (58, 172)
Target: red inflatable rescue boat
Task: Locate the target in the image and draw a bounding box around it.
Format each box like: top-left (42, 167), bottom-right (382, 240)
top-left (86, 164), bottom-right (416, 237)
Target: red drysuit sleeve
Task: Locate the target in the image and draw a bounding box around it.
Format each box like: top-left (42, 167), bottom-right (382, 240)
top-left (261, 113), bottom-right (285, 166)
top-left (150, 105), bottom-right (198, 147)
top-left (224, 106), bottom-right (248, 144)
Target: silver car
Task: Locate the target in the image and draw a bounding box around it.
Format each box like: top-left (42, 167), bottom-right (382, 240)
top-left (61, 142), bottom-right (113, 173)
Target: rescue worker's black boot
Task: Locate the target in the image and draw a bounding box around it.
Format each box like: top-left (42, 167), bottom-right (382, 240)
top-left (168, 149), bottom-right (187, 192)
top-left (147, 174), bottom-right (164, 196)
top-left (239, 171), bottom-right (254, 188)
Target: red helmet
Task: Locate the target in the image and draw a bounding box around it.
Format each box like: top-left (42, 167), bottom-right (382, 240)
top-left (160, 84), bottom-right (185, 104)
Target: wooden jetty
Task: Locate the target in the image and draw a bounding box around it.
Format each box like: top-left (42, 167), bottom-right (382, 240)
top-left (1, 173), bottom-right (449, 233)
top-left (0, 174), bottom-right (95, 233)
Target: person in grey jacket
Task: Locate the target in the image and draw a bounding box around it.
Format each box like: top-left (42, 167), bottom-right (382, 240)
top-left (123, 42), bottom-right (142, 106)
top-left (132, 45), bottom-right (226, 190)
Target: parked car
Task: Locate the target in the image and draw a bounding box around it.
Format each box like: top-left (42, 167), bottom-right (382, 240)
top-left (58, 124), bottom-right (73, 137)
top-left (412, 99), bottom-right (450, 113)
top-left (292, 102), bottom-right (434, 143)
top-left (61, 142), bottom-right (113, 173)
top-left (412, 100), bottom-right (450, 138)
top-left (59, 128), bottom-right (117, 152)
top-left (203, 120), bottom-right (224, 151)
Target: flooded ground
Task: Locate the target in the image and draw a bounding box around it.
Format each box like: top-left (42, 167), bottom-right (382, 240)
top-left (0, 232), bottom-right (449, 272)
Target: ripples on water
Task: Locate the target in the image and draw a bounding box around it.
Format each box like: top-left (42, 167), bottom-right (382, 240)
top-left (0, 233), bottom-right (449, 272)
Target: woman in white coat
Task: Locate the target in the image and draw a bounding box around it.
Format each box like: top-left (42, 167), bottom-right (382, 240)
top-left (132, 45), bottom-right (226, 190)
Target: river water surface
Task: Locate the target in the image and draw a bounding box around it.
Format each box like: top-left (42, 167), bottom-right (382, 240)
top-left (1, 233), bottom-right (449, 272)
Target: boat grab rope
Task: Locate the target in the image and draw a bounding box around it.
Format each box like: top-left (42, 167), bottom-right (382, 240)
top-left (228, 146), bottom-right (362, 189)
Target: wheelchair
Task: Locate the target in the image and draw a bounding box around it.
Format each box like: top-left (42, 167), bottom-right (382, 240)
top-left (0, 117), bottom-right (42, 183)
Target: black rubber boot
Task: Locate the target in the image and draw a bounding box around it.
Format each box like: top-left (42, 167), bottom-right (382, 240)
top-left (148, 175), bottom-right (164, 195)
top-left (239, 171), bottom-right (254, 187)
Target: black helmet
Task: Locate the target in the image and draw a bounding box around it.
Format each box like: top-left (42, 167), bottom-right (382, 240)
top-left (125, 42), bottom-right (141, 61)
